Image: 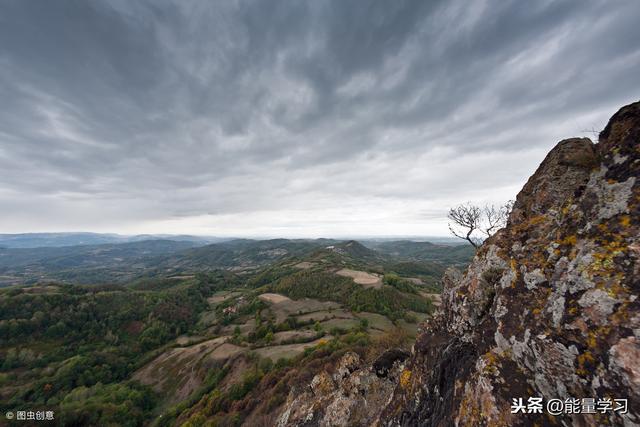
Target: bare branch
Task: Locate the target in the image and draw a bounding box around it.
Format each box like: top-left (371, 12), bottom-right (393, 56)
top-left (501, 200), bottom-right (514, 225)
top-left (482, 205), bottom-right (501, 236)
top-left (447, 202), bottom-right (481, 249)
top-left (447, 200), bottom-right (514, 249)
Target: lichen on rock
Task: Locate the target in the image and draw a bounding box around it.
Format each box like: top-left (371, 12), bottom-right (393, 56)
top-left (276, 351), bottom-right (407, 426)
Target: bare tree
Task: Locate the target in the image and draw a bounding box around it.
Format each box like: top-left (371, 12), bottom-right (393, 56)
top-left (482, 201), bottom-right (512, 236)
top-left (448, 203), bottom-right (482, 248)
top-left (448, 201), bottom-right (513, 249)
top-left (501, 200), bottom-right (514, 224)
top-left (482, 204), bottom-right (503, 237)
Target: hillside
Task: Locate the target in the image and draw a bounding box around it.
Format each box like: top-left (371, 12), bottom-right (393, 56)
top-left (363, 240), bottom-right (475, 267)
top-left (0, 234), bottom-right (455, 426)
top-left (276, 100), bottom-right (640, 426)
top-left (0, 239), bottom-right (325, 286)
top-left (0, 240), bottom-right (205, 286)
top-left (155, 239), bottom-right (337, 273)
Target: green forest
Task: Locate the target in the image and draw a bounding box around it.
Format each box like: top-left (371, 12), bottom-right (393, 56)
top-left (0, 273), bottom-right (230, 425)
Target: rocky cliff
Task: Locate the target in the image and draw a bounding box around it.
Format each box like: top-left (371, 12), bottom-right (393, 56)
top-left (277, 101), bottom-right (640, 426)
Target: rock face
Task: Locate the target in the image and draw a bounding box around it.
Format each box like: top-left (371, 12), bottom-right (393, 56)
top-left (276, 101), bottom-right (640, 426)
top-left (276, 351), bottom-right (409, 426)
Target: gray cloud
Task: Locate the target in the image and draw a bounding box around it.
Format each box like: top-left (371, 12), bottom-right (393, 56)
top-left (0, 0), bottom-right (639, 236)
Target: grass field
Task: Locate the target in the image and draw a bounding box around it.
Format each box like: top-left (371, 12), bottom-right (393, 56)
top-left (259, 293), bottom-right (342, 323)
top-left (255, 337), bottom-right (329, 360)
top-left (336, 268), bottom-right (383, 288)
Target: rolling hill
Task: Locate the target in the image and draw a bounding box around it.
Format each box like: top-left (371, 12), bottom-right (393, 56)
top-left (362, 239), bottom-right (475, 267)
top-left (0, 237), bottom-right (475, 287)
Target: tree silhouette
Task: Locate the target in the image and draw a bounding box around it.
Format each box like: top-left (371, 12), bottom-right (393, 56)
top-left (448, 201), bottom-right (513, 249)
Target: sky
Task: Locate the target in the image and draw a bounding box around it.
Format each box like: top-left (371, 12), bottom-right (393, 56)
top-left (0, 0), bottom-right (639, 238)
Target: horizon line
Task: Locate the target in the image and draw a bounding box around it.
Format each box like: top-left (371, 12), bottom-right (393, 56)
top-left (0, 231), bottom-right (457, 240)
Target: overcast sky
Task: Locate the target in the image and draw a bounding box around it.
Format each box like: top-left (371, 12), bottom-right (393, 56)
top-left (0, 0), bottom-right (639, 238)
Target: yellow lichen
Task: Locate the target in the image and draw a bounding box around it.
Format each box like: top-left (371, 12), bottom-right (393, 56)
top-left (483, 351), bottom-right (500, 375)
top-left (611, 302), bottom-right (630, 323)
top-left (620, 215), bottom-right (631, 227)
top-left (512, 215), bottom-right (548, 234)
top-left (455, 389), bottom-right (485, 426)
top-left (399, 369), bottom-right (412, 389)
top-left (509, 258), bottom-right (519, 288)
top-left (587, 238), bottom-right (627, 282)
top-left (557, 235), bottom-right (577, 246)
top-left (586, 326), bottom-right (611, 350)
top-left (528, 215), bottom-right (547, 226)
top-left (587, 331), bottom-right (597, 349)
top-left (577, 351), bottom-right (595, 376)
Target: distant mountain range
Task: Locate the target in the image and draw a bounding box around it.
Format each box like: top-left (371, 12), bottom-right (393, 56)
top-left (0, 232), bottom-right (227, 248)
top-left (0, 236), bottom-right (474, 287)
top-left (0, 232), bottom-right (463, 249)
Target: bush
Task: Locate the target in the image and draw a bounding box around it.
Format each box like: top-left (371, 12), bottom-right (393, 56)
top-left (403, 312), bottom-right (418, 323)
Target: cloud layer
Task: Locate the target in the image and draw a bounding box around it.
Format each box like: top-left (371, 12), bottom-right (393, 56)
top-left (1, 0), bottom-right (639, 237)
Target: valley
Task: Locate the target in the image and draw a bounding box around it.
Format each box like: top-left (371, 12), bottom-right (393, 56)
top-left (0, 237), bottom-right (471, 426)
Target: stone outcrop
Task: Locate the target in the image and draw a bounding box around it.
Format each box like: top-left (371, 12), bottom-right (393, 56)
top-left (277, 101), bottom-right (640, 426)
top-left (276, 351), bottom-right (408, 426)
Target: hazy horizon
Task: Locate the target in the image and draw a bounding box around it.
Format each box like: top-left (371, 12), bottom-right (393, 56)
top-left (0, 230), bottom-right (459, 240)
top-left (2, 1), bottom-right (639, 237)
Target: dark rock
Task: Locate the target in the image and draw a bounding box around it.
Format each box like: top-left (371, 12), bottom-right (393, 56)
top-left (373, 348), bottom-right (411, 378)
